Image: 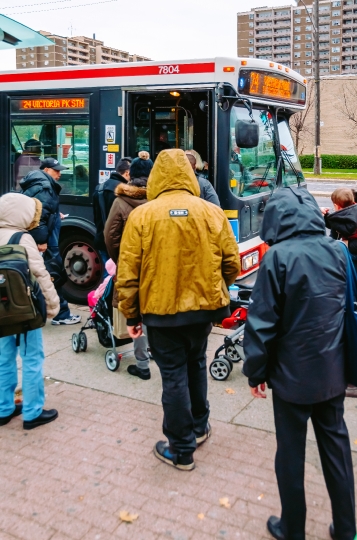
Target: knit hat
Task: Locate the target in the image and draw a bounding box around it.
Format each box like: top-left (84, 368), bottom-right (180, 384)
top-left (130, 151), bottom-right (153, 179)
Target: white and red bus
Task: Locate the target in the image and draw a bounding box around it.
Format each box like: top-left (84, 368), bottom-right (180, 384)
top-left (0, 57), bottom-right (307, 303)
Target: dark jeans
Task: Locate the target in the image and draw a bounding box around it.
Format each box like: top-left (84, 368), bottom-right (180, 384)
top-left (273, 392), bottom-right (356, 540)
top-left (147, 323), bottom-right (211, 455)
top-left (48, 213), bottom-right (70, 321)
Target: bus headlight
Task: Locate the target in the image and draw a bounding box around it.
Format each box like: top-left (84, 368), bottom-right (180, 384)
top-left (241, 250), bottom-right (259, 271)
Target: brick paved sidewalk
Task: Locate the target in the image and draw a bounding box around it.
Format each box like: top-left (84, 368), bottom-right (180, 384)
top-left (0, 382), bottom-right (354, 540)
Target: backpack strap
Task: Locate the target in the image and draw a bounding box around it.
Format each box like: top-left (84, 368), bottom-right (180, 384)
top-left (97, 182), bottom-right (107, 227)
top-left (7, 232), bottom-right (27, 245)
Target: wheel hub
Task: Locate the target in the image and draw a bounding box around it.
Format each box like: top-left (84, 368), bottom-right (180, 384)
top-left (64, 243), bottom-right (101, 286)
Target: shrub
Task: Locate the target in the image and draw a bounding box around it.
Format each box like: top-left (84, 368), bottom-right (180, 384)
top-left (300, 154), bottom-right (357, 169)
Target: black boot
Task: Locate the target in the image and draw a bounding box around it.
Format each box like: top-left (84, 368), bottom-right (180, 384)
top-left (0, 403), bottom-right (23, 426)
top-left (23, 409), bottom-right (58, 430)
top-left (127, 365), bottom-right (151, 380)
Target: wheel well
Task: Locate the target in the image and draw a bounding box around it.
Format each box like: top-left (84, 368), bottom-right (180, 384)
top-left (59, 226), bottom-right (93, 244)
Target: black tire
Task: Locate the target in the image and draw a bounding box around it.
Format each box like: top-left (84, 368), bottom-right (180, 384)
top-left (59, 232), bottom-right (103, 305)
top-left (225, 344), bottom-right (241, 363)
top-left (209, 357), bottom-right (231, 381)
top-left (79, 332), bottom-right (87, 352)
top-left (72, 333), bottom-right (80, 353)
top-left (105, 350), bottom-right (120, 372)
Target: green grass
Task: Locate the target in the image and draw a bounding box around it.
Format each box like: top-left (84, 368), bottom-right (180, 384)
top-left (302, 169), bottom-right (357, 180)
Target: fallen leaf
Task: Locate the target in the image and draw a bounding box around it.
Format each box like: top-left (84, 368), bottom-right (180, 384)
top-left (119, 510), bottom-right (139, 523)
top-left (257, 494), bottom-right (264, 500)
top-left (197, 513), bottom-right (205, 520)
top-left (225, 388), bottom-right (235, 395)
top-left (354, 440), bottom-right (357, 445)
top-left (219, 497), bottom-right (231, 508)
top-left (78, 496), bottom-right (84, 501)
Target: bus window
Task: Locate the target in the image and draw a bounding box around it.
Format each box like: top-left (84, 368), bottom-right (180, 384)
top-left (277, 118), bottom-right (304, 187)
top-left (229, 107), bottom-right (276, 198)
top-left (11, 122), bottom-right (89, 195)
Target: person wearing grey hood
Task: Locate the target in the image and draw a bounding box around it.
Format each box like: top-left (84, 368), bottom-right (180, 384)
top-left (243, 187), bottom-right (355, 540)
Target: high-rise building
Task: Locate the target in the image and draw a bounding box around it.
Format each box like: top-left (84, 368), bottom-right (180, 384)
top-left (16, 31), bottom-right (151, 69)
top-left (237, 1), bottom-right (357, 77)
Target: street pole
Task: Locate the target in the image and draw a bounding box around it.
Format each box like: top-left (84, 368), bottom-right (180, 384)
top-left (314, 0), bottom-right (322, 174)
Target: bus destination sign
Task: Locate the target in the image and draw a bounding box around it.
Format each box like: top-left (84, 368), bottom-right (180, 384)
top-left (11, 97), bottom-right (89, 114)
top-left (238, 69), bottom-right (306, 106)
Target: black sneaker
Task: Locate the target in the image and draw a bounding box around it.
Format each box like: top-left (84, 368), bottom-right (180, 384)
top-left (0, 403), bottom-right (23, 426)
top-left (23, 409), bottom-right (58, 430)
top-left (127, 365), bottom-right (151, 380)
top-left (153, 441), bottom-right (195, 471)
top-left (195, 422), bottom-right (212, 446)
top-left (267, 516), bottom-right (286, 540)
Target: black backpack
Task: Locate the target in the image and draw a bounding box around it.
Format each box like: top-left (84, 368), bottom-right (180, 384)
top-left (0, 232), bottom-right (47, 337)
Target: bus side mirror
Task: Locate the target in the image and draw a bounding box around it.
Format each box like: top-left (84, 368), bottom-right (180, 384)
top-left (235, 120), bottom-right (259, 149)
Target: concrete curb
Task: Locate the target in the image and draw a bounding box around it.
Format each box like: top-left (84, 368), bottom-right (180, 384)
top-left (305, 177), bottom-right (357, 183)
top-left (309, 191), bottom-right (333, 197)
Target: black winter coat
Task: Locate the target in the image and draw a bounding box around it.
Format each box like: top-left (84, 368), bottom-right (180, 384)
top-left (20, 170), bottom-right (61, 245)
top-left (324, 204), bottom-right (357, 255)
top-left (93, 172), bottom-right (128, 250)
top-left (243, 186), bottom-right (347, 404)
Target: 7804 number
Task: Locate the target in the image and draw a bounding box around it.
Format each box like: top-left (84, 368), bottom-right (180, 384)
top-left (158, 65), bottom-right (180, 74)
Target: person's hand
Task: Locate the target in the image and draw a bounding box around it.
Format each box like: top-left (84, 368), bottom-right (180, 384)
top-left (250, 383), bottom-right (266, 399)
top-left (127, 323), bottom-right (143, 339)
top-left (38, 243), bottom-right (47, 252)
top-left (60, 212), bottom-right (65, 219)
top-left (320, 207), bottom-right (330, 215)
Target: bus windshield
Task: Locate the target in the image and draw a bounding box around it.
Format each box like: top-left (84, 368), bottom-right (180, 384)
top-left (229, 107), bottom-right (277, 198)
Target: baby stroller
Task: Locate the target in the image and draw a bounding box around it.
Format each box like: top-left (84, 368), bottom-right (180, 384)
top-left (71, 277), bottom-right (133, 372)
top-left (209, 285), bottom-right (252, 381)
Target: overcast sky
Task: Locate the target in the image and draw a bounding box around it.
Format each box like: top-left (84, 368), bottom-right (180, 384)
top-left (0, 0), bottom-right (293, 70)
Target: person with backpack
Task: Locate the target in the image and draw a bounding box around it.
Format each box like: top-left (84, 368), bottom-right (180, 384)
top-left (0, 193), bottom-right (60, 430)
top-left (93, 159), bottom-right (131, 268)
top-left (20, 158), bottom-right (81, 326)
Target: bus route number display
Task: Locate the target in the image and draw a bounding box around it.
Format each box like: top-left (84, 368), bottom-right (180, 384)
top-left (11, 97), bottom-right (89, 114)
top-left (250, 72), bottom-right (291, 100)
top-left (238, 69), bottom-right (306, 106)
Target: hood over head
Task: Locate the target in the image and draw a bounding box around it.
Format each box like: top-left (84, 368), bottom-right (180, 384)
top-left (147, 149), bottom-right (200, 201)
top-left (0, 193), bottom-right (42, 231)
top-left (261, 187), bottom-right (325, 246)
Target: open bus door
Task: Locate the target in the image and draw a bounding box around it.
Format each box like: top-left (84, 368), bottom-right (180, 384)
top-left (125, 89), bottom-right (214, 182)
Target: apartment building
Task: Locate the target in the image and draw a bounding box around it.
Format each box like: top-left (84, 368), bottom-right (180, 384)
top-left (237, 0), bottom-right (357, 77)
top-left (16, 31), bottom-right (150, 69)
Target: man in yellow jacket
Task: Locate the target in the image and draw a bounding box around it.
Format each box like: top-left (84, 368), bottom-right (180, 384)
top-left (117, 149), bottom-right (240, 471)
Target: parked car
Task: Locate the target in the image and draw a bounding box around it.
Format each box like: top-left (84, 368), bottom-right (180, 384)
top-left (67, 143), bottom-right (89, 161)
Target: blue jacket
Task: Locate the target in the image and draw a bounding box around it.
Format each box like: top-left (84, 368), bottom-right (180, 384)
top-left (196, 174), bottom-right (220, 207)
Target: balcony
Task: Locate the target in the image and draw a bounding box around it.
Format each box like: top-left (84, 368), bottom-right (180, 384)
top-left (273, 13), bottom-right (291, 21)
top-left (273, 30), bottom-right (291, 37)
top-left (342, 58), bottom-right (357, 64)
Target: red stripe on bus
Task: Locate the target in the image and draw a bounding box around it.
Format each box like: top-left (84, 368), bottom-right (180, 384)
top-left (0, 63), bottom-right (216, 84)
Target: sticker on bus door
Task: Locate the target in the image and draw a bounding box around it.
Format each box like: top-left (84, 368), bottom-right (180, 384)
top-left (99, 170), bottom-right (111, 184)
top-left (106, 153), bottom-right (115, 168)
top-left (105, 125), bottom-right (116, 144)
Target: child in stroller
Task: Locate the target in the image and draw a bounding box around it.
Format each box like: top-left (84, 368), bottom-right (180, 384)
top-left (71, 259), bottom-right (132, 372)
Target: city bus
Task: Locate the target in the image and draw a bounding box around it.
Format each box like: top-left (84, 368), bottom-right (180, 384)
top-left (0, 57), bottom-right (307, 304)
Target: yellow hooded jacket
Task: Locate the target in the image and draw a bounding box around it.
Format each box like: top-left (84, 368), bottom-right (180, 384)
top-left (117, 149), bottom-right (241, 326)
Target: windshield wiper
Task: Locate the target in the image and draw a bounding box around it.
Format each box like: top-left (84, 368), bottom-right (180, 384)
top-left (281, 150), bottom-right (302, 187)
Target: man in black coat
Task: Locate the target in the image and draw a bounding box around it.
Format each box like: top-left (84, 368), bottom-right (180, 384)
top-left (243, 187), bottom-right (355, 540)
top-left (93, 160), bottom-right (130, 265)
top-left (20, 158), bottom-right (81, 326)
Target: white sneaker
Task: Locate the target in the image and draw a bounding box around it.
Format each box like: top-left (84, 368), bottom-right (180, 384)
top-left (51, 314), bottom-right (81, 325)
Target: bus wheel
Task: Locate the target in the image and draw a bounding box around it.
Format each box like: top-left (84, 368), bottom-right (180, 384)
top-left (60, 233), bottom-right (103, 305)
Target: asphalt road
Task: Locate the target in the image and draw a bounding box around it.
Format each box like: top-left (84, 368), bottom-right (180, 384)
top-left (307, 178), bottom-right (357, 208)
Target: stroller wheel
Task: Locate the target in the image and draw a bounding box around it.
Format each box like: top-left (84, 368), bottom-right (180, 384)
top-left (225, 344), bottom-right (241, 363)
top-left (209, 356), bottom-right (231, 381)
top-left (72, 333), bottom-right (80, 353)
top-left (105, 350), bottom-right (120, 372)
top-left (79, 332), bottom-right (87, 352)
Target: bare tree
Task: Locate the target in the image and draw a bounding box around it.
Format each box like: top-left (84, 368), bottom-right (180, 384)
top-left (289, 79), bottom-right (314, 155)
top-left (336, 82), bottom-right (357, 140)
